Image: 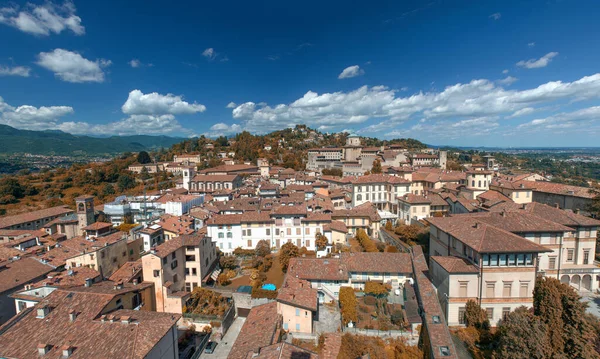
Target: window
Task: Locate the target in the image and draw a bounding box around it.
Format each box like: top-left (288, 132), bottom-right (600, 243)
top-left (567, 249), bottom-right (574, 261)
top-left (247, 240), bottom-right (252, 247)
top-left (499, 254), bottom-right (507, 266)
top-left (266, 228), bottom-right (270, 236)
top-left (218, 233), bottom-right (224, 239)
top-left (305, 228), bottom-right (310, 235)
top-left (172, 252), bottom-right (176, 260)
top-left (549, 256), bottom-right (557, 269)
top-left (490, 254), bottom-right (498, 266)
top-left (412, 207), bottom-right (417, 213)
top-left (185, 283), bottom-right (191, 292)
top-left (296, 228), bottom-right (301, 235)
top-left (503, 282), bottom-right (512, 297)
top-left (519, 282), bottom-right (529, 297)
top-left (192, 268), bottom-right (197, 275)
top-left (173, 274), bottom-right (178, 283)
top-left (153, 270), bottom-right (160, 277)
top-left (171, 260), bottom-right (178, 269)
top-left (584, 250), bottom-right (590, 265)
top-left (508, 254), bottom-right (516, 266)
top-left (283, 323), bottom-right (288, 330)
top-left (247, 229), bottom-right (252, 236)
top-left (295, 309), bottom-right (300, 316)
top-left (534, 233), bottom-right (541, 242)
top-left (287, 228), bottom-right (291, 235)
top-left (482, 254), bottom-right (489, 266)
top-left (458, 307), bottom-right (466, 324)
top-left (306, 239), bottom-right (311, 247)
top-left (515, 191), bottom-right (519, 198)
top-left (517, 254), bottom-right (525, 265)
top-left (486, 308), bottom-right (493, 320)
top-left (486, 282), bottom-right (495, 298)
top-left (296, 323), bottom-right (300, 331)
top-left (356, 194), bottom-right (362, 201)
top-left (275, 229), bottom-right (280, 235)
top-left (502, 307), bottom-right (511, 320)
top-left (439, 346), bottom-right (451, 357)
top-left (459, 282), bottom-right (468, 297)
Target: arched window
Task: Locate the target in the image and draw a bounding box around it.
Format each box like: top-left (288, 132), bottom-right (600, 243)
top-left (357, 194), bottom-right (362, 201)
top-left (227, 232), bottom-right (232, 238)
top-left (218, 233), bottom-right (224, 239)
top-left (78, 203), bottom-right (85, 212)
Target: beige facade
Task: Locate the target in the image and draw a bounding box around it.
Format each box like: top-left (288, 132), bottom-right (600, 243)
top-left (67, 236), bottom-right (130, 278)
top-left (277, 302), bottom-right (313, 334)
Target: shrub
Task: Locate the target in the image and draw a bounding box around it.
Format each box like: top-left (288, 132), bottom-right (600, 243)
top-left (364, 281), bottom-right (389, 297)
top-left (233, 247), bottom-right (255, 257)
top-left (391, 310), bottom-right (404, 326)
top-left (217, 273), bottom-right (231, 286)
top-left (251, 287), bottom-right (278, 299)
top-left (255, 240), bottom-right (271, 257)
top-left (280, 242), bottom-right (299, 272)
top-left (219, 255), bottom-right (237, 270)
top-left (464, 300), bottom-right (488, 329)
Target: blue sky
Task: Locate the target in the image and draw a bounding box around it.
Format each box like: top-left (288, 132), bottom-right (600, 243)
top-left (1, 0), bottom-right (600, 147)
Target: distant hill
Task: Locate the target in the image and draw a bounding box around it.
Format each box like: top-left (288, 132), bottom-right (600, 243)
top-left (0, 125), bottom-right (184, 156)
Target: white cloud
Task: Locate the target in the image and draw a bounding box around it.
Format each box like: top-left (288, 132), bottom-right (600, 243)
top-left (0, 65), bottom-right (31, 77)
top-left (36, 49), bottom-right (111, 83)
top-left (528, 42), bottom-right (536, 47)
top-left (338, 65), bottom-right (365, 79)
top-left (506, 107), bottom-right (536, 119)
top-left (518, 106), bottom-right (600, 131)
top-left (497, 76), bottom-right (518, 85)
top-left (0, 96), bottom-right (74, 130)
top-left (129, 59), bottom-right (141, 68)
top-left (489, 13), bottom-right (501, 20)
top-left (230, 72), bottom-right (600, 136)
top-left (122, 90), bottom-right (206, 115)
top-left (502, 69), bottom-right (509, 74)
top-left (58, 114), bottom-right (186, 136)
top-left (202, 48), bottom-right (216, 60)
top-left (226, 102), bottom-right (237, 108)
top-left (517, 52), bottom-right (558, 69)
top-left (0, 0), bottom-right (84, 36)
top-left (203, 122), bottom-right (242, 137)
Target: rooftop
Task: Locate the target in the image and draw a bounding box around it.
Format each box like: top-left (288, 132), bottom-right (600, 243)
top-left (0, 206), bottom-right (74, 229)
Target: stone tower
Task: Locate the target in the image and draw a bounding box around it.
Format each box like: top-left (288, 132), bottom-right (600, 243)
top-left (182, 166), bottom-right (196, 191)
top-left (76, 196), bottom-right (95, 234)
top-left (438, 150), bottom-right (447, 170)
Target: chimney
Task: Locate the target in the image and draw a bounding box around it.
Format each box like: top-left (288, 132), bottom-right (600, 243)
top-left (554, 203), bottom-right (560, 208)
top-left (114, 280), bottom-right (124, 290)
top-left (100, 315), bottom-right (107, 322)
top-left (37, 344), bottom-right (50, 356)
top-left (501, 211), bottom-right (506, 217)
top-left (36, 306), bottom-right (49, 319)
top-left (474, 223), bottom-right (480, 229)
top-left (61, 345), bottom-right (74, 358)
top-left (521, 203), bottom-right (527, 210)
top-left (574, 208), bottom-right (580, 215)
top-left (68, 309), bottom-right (77, 322)
top-left (120, 315), bottom-right (131, 324)
top-left (132, 278), bottom-right (138, 286)
top-left (84, 278), bottom-right (93, 287)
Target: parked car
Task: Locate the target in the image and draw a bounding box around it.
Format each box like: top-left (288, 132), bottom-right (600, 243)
top-left (205, 341), bottom-right (218, 354)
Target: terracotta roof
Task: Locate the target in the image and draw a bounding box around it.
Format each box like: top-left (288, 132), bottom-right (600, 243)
top-left (277, 276), bottom-right (318, 311)
top-left (463, 211), bottom-right (574, 233)
top-left (0, 206), bottom-right (74, 229)
top-left (288, 258), bottom-right (348, 281)
top-left (524, 180), bottom-right (596, 199)
top-left (341, 252), bottom-right (413, 274)
top-left (488, 202), bottom-right (600, 228)
top-left (272, 206), bottom-right (307, 216)
top-left (324, 220), bottom-right (348, 233)
top-left (207, 214), bottom-right (243, 225)
top-left (0, 257), bottom-right (54, 294)
top-left (82, 222), bottom-right (113, 231)
top-left (351, 174), bottom-right (411, 184)
top-left (477, 190), bottom-right (512, 203)
top-left (431, 256), bottom-right (479, 274)
top-left (0, 289), bottom-right (180, 359)
top-left (199, 164), bottom-right (258, 174)
top-left (426, 217), bottom-right (551, 254)
top-left (253, 342), bottom-right (319, 359)
top-left (302, 213), bottom-right (331, 222)
top-left (108, 259), bottom-right (142, 283)
top-left (191, 174), bottom-right (240, 182)
top-left (332, 202), bottom-right (381, 222)
top-left (148, 238), bottom-right (184, 258)
top-left (33, 267), bottom-right (101, 288)
top-left (321, 333), bottom-right (342, 359)
top-left (398, 193), bottom-right (431, 204)
top-left (241, 211), bottom-right (273, 223)
top-left (229, 302), bottom-right (280, 359)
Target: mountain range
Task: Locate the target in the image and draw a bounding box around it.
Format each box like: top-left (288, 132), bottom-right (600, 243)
top-left (0, 125), bottom-right (184, 156)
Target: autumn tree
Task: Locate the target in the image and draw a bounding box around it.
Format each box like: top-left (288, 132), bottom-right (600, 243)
top-left (315, 233), bottom-right (329, 250)
top-left (385, 220), bottom-right (393, 231)
top-left (355, 229), bottom-right (379, 252)
top-left (463, 300), bottom-right (488, 329)
top-left (279, 242), bottom-right (299, 272)
top-left (364, 281), bottom-right (389, 297)
top-left (339, 287), bottom-right (358, 325)
top-left (255, 239), bottom-right (271, 257)
top-left (371, 159), bottom-right (382, 174)
top-left (495, 307), bottom-right (551, 359)
top-left (394, 224), bottom-right (422, 245)
top-left (384, 245), bottom-right (399, 253)
top-left (219, 255), bottom-right (237, 270)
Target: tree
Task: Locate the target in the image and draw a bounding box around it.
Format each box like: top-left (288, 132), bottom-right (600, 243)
top-left (139, 166), bottom-right (151, 180)
top-left (364, 281), bottom-right (389, 297)
top-left (394, 224), bottom-right (422, 244)
top-left (339, 287), bottom-right (358, 325)
top-left (315, 234), bottom-right (328, 250)
top-left (117, 174), bottom-right (136, 192)
top-left (495, 307), bottom-right (551, 359)
top-left (321, 168), bottom-right (343, 177)
top-left (355, 229), bottom-right (379, 252)
top-left (137, 151), bottom-right (152, 164)
top-left (219, 255), bottom-right (237, 270)
top-left (279, 242), bottom-right (299, 272)
top-left (102, 183), bottom-right (115, 197)
top-left (255, 240), bottom-right (271, 257)
top-left (385, 220), bottom-right (393, 231)
top-left (371, 159), bottom-right (382, 174)
top-left (0, 178), bottom-right (25, 199)
top-left (533, 277), bottom-right (566, 355)
top-left (463, 300), bottom-right (488, 329)
top-left (384, 245), bottom-right (399, 253)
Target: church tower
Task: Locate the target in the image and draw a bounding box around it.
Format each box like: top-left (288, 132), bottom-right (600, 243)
top-left (76, 196), bottom-right (95, 234)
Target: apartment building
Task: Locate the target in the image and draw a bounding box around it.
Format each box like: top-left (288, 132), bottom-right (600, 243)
top-left (427, 216), bottom-right (551, 326)
top-left (0, 206), bottom-right (74, 231)
top-left (287, 252), bottom-right (412, 302)
top-left (62, 232), bottom-right (131, 278)
top-left (350, 174), bottom-right (411, 212)
top-left (331, 202), bottom-right (381, 238)
top-left (0, 288), bottom-right (180, 359)
top-left (398, 194), bottom-right (431, 224)
top-left (276, 276), bottom-right (318, 334)
top-left (141, 233), bottom-right (217, 313)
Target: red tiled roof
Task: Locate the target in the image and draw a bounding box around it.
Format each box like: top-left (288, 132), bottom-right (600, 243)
top-left (288, 258), bottom-right (348, 281)
top-left (398, 194), bottom-right (431, 204)
top-left (351, 174), bottom-right (411, 184)
top-left (0, 206), bottom-right (74, 229)
top-left (82, 222), bottom-right (113, 231)
top-left (0, 257), bottom-right (54, 294)
top-left (229, 302), bottom-right (280, 359)
top-left (430, 256), bottom-right (479, 274)
top-left (277, 276), bottom-right (317, 311)
top-left (341, 252), bottom-right (413, 274)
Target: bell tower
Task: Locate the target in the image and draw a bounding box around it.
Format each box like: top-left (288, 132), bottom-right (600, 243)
top-left (76, 196), bottom-right (95, 234)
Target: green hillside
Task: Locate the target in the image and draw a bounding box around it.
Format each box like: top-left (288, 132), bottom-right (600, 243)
top-left (0, 125), bottom-right (184, 155)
